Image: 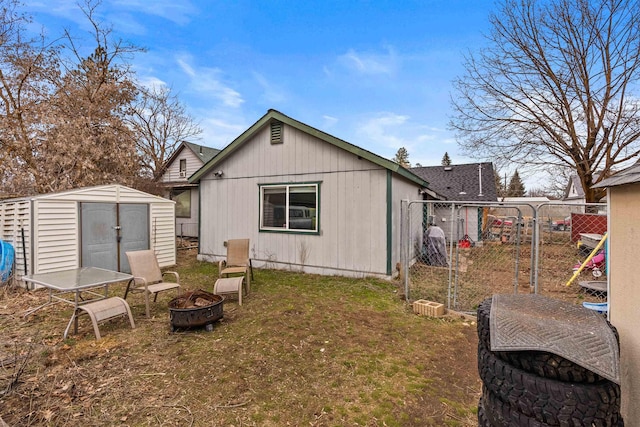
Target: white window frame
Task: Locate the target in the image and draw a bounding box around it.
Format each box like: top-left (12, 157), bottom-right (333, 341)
top-left (259, 182), bottom-right (319, 233)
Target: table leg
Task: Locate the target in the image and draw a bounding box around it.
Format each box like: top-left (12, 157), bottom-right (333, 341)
top-left (64, 310), bottom-right (78, 339)
top-left (73, 291), bottom-right (81, 335)
top-left (24, 289), bottom-right (58, 317)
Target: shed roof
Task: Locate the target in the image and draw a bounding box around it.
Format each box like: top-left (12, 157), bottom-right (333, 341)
top-left (0, 184), bottom-right (173, 204)
top-left (593, 163), bottom-right (640, 188)
top-left (410, 162), bottom-right (498, 201)
top-left (189, 109), bottom-right (429, 188)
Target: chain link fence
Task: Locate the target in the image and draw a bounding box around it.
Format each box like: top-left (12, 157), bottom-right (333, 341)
top-left (401, 200), bottom-right (608, 313)
top-left (536, 202), bottom-right (608, 306)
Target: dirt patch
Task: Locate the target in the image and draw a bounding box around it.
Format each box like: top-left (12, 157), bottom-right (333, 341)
top-left (0, 249), bottom-right (481, 426)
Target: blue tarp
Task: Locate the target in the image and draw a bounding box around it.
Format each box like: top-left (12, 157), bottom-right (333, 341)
top-left (1, 240), bottom-right (14, 283)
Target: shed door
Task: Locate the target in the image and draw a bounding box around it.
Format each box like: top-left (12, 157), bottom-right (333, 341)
top-left (118, 204), bottom-right (149, 273)
top-left (81, 203), bottom-right (149, 272)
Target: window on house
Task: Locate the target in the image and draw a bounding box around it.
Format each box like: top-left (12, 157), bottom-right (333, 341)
top-left (172, 189), bottom-right (191, 218)
top-left (179, 159), bottom-right (187, 178)
top-left (260, 183), bottom-right (319, 232)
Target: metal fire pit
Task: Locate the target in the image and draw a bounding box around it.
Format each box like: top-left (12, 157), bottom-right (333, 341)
top-left (168, 289), bottom-right (224, 332)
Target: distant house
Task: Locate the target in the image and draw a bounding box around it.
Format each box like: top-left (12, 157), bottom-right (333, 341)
top-left (563, 174), bottom-right (588, 203)
top-left (189, 109), bottom-right (435, 278)
top-left (158, 141), bottom-right (220, 238)
top-left (563, 173), bottom-right (605, 204)
top-left (410, 163), bottom-right (498, 243)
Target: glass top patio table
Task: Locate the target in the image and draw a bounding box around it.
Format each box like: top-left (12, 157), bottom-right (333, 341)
top-left (24, 267), bottom-right (132, 291)
top-left (23, 267), bottom-right (134, 338)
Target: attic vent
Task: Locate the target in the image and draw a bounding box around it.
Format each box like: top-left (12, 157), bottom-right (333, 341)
top-left (271, 120), bottom-right (283, 144)
top-left (444, 166), bottom-right (453, 171)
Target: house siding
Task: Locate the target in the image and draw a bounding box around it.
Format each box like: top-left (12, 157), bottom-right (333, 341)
top-left (160, 146), bottom-right (204, 183)
top-left (198, 123), bottom-right (397, 277)
top-left (392, 176), bottom-right (422, 275)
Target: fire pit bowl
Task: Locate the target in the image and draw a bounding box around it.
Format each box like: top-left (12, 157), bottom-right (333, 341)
top-left (168, 289), bottom-right (224, 332)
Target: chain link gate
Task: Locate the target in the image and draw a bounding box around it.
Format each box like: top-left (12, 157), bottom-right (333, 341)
top-left (400, 200), bottom-right (608, 313)
top-left (535, 202), bottom-right (608, 307)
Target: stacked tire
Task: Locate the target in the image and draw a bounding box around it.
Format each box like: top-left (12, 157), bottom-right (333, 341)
top-left (476, 298), bottom-right (624, 426)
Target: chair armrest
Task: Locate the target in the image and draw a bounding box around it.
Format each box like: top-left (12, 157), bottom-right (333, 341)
top-left (162, 271), bottom-right (180, 284)
top-left (130, 276), bottom-right (150, 291)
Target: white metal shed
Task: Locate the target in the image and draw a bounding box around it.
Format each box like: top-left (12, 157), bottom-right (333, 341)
top-left (0, 184), bottom-right (175, 285)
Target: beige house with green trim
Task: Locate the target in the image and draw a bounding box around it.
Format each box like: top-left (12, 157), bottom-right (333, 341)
top-left (190, 109), bottom-right (433, 278)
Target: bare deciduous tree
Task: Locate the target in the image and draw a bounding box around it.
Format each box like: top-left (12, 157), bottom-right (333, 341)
top-left (450, 0), bottom-right (640, 202)
top-left (0, 0), bottom-right (59, 197)
top-left (127, 85), bottom-right (202, 179)
top-left (40, 0), bottom-right (143, 193)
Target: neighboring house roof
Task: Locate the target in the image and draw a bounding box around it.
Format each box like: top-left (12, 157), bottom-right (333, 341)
top-left (563, 172), bottom-right (604, 200)
top-left (593, 163), bottom-right (640, 188)
top-left (409, 162), bottom-right (498, 202)
top-left (189, 109), bottom-right (430, 189)
top-left (183, 141), bottom-right (221, 164)
top-left (158, 141), bottom-right (221, 181)
top-left (563, 174), bottom-right (585, 200)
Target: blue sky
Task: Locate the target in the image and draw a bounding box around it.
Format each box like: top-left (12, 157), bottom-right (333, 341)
top-left (25, 0), bottom-right (496, 168)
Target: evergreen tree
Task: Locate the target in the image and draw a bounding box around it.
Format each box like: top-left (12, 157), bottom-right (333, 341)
top-left (494, 170), bottom-right (505, 198)
top-left (441, 152), bottom-right (452, 166)
top-left (507, 170), bottom-right (526, 197)
top-left (392, 147), bottom-right (411, 168)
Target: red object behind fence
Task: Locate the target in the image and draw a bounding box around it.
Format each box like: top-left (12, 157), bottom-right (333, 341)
top-left (570, 213), bottom-right (607, 242)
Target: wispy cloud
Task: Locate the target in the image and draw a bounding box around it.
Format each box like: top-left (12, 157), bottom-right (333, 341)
top-left (322, 115), bottom-right (338, 128)
top-left (337, 45), bottom-right (398, 76)
top-left (356, 112), bottom-right (411, 149)
top-left (177, 56), bottom-right (244, 108)
top-left (26, 1), bottom-right (198, 38)
top-left (111, 0), bottom-right (197, 26)
top-left (196, 113), bottom-right (248, 148)
top-left (136, 75), bottom-right (167, 90)
top-left (354, 112), bottom-right (457, 166)
top-left (253, 72), bottom-right (287, 104)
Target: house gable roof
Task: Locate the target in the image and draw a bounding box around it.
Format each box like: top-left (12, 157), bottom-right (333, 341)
top-left (183, 141), bottom-right (220, 163)
top-left (563, 174), bottom-right (585, 199)
top-left (189, 109), bottom-right (429, 187)
top-left (158, 141), bottom-right (221, 180)
top-left (409, 162), bottom-right (498, 201)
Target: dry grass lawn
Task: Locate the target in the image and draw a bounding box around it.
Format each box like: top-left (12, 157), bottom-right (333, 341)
top-left (1, 249), bottom-right (481, 426)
